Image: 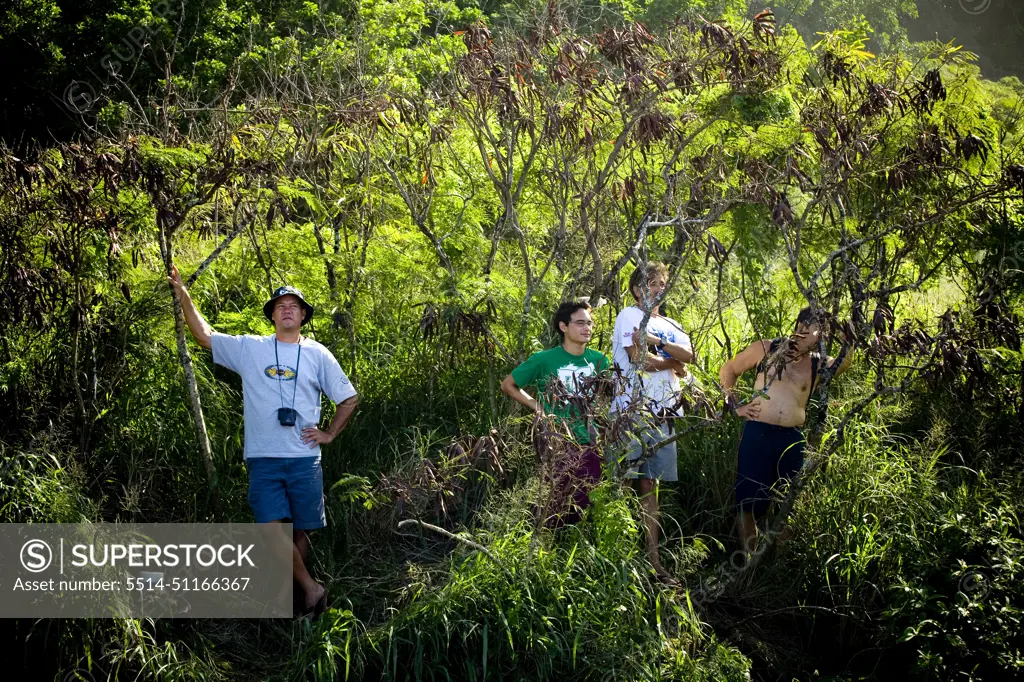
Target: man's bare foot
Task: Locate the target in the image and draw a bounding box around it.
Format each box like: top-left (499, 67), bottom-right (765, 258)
top-left (300, 581), bottom-right (326, 616)
top-left (651, 563), bottom-right (679, 586)
top-left (655, 572), bottom-right (680, 587)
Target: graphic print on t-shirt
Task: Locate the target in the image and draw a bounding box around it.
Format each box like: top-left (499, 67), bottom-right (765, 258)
top-left (652, 330), bottom-right (679, 359)
top-left (263, 364), bottom-right (297, 380)
top-left (556, 362), bottom-right (595, 393)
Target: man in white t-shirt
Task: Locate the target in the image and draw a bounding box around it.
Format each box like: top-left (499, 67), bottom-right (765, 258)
top-left (168, 266), bottom-right (358, 616)
top-left (610, 262), bottom-right (693, 583)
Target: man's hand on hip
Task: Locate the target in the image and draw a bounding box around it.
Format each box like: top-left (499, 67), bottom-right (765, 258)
top-left (735, 401), bottom-right (761, 421)
top-left (301, 427), bottom-right (334, 448)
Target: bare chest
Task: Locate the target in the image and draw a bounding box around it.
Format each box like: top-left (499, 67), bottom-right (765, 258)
top-left (755, 358), bottom-right (814, 400)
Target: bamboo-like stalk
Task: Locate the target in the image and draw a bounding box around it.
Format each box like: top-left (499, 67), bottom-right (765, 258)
top-left (159, 223), bottom-right (219, 508)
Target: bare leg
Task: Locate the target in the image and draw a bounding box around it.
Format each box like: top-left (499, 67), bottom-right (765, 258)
top-left (638, 478), bottom-right (670, 578)
top-left (290, 528), bottom-right (323, 612)
top-left (260, 521), bottom-right (303, 613)
top-left (737, 510), bottom-right (758, 555)
top-left (294, 529), bottom-right (310, 562)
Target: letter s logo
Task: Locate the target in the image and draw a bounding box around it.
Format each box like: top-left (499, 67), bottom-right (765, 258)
top-left (21, 539), bottom-right (53, 573)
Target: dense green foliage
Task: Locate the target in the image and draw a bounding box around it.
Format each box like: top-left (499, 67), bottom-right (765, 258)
top-left (3, 0), bottom-right (1024, 144)
top-left (2, 1), bottom-right (1024, 680)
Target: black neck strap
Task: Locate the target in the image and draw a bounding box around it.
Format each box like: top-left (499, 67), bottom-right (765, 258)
top-left (274, 337), bottom-right (301, 411)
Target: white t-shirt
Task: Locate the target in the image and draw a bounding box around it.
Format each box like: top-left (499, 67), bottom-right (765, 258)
top-left (211, 333), bottom-right (358, 459)
top-left (611, 306), bottom-right (692, 415)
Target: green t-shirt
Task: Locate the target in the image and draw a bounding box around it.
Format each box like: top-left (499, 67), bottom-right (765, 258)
top-left (510, 346), bottom-right (609, 444)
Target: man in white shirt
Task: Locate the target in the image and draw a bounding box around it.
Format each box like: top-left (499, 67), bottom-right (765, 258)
top-left (168, 266), bottom-right (358, 616)
top-left (610, 262), bottom-right (693, 582)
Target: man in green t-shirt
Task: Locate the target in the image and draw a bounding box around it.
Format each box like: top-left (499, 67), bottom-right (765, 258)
top-left (501, 301), bottom-right (609, 526)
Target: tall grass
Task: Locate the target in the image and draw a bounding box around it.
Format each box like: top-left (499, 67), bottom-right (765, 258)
top-left (14, 329), bottom-right (1022, 681)
top-left (359, 481), bottom-right (750, 682)
top-left (4, 256), bottom-right (1021, 681)
top-left (720, 412), bottom-right (1024, 679)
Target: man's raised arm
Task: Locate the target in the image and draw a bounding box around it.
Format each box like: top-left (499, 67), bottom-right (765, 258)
top-left (166, 265), bottom-right (213, 349)
top-left (826, 340), bottom-right (855, 377)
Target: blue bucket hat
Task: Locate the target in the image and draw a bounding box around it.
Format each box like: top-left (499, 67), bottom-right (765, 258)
top-left (263, 286), bottom-right (314, 325)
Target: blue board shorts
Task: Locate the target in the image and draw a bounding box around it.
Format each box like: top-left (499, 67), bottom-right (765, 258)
top-left (246, 456), bottom-right (326, 530)
top-left (735, 421), bottom-right (805, 515)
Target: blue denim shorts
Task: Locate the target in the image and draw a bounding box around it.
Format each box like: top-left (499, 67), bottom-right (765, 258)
top-left (246, 457), bottom-right (326, 530)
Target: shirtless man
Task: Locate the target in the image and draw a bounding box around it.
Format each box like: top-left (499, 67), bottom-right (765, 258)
top-left (718, 307), bottom-right (852, 553)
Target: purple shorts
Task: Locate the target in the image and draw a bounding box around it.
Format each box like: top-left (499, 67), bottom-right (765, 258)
top-left (538, 444), bottom-right (602, 528)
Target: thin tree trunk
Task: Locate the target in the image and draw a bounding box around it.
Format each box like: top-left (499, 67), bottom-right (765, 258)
top-left (71, 310), bottom-right (89, 452)
top-left (186, 204), bottom-right (254, 287)
top-left (312, 216), bottom-right (337, 298)
top-left (580, 201), bottom-right (603, 296)
top-left (247, 222), bottom-right (274, 293)
top-left (159, 223), bottom-right (219, 508)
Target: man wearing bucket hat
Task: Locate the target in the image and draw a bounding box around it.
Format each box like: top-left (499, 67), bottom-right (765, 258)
top-left (167, 266), bottom-right (358, 616)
